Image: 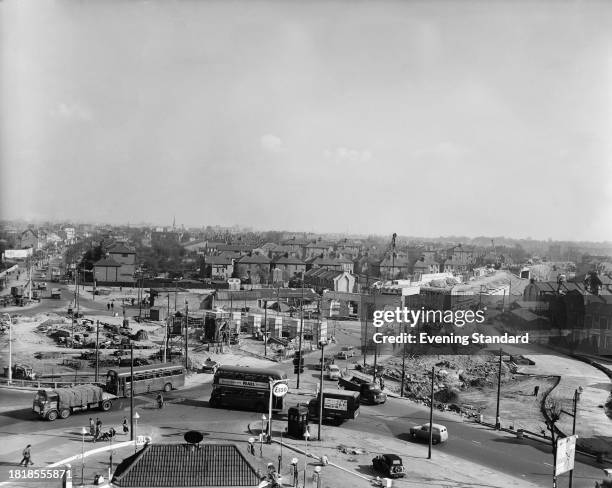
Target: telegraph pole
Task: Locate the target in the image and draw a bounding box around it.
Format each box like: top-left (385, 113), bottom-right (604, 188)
top-left (297, 272), bottom-right (304, 388)
top-left (264, 300), bottom-right (268, 357)
top-left (184, 300), bottom-right (189, 370)
top-left (95, 320), bottom-right (100, 383)
top-left (130, 344), bottom-right (134, 441)
top-left (428, 366), bottom-right (434, 459)
top-left (495, 348), bottom-right (502, 430)
top-left (318, 338), bottom-right (325, 441)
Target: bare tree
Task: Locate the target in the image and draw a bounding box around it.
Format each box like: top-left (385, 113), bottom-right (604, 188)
top-left (543, 397), bottom-right (563, 471)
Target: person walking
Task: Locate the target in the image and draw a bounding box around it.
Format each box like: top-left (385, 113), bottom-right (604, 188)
top-left (89, 417), bottom-right (95, 437)
top-left (157, 393), bottom-right (164, 409)
top-left (111, 302), bottom-right (114, 310)
top-left (107, 303), bottom-right (110, 311)
top-left (122, 417), bottom-right (129, 434)
top-left (19, 445), bottom-right (32, 467)
top-left (95, 418), bottom-right (102, 442)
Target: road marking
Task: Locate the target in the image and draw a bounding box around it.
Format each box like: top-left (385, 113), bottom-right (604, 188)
top-left (543, 462), bottom-right (553, 467)
top-left (472, 440), bottom-right (481, 445)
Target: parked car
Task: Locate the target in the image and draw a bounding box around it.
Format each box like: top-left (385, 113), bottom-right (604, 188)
top-left (337, 351), bottom-right (354, 360)
top-left (409, 423), bottom-right (448, 444)
top-left (372, 454), bottom-right (406, 478)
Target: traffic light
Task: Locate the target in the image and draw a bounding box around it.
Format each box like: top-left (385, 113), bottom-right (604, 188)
top-left (293, 351), bottom-right (304, 374)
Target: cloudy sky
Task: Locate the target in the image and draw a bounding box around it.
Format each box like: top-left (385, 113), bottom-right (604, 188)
top-left (1, 0), bottom-right (611, 241)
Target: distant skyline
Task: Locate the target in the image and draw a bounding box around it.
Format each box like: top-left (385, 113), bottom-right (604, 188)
top-left (2, 0), bottom-right (611, 241)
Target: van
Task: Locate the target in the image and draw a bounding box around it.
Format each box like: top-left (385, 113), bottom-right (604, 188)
top-left (326, 364), bottom-right (341, 380)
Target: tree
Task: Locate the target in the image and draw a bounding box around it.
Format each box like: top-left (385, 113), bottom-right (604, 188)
top-left (543, 397), bottom-right (563, 483)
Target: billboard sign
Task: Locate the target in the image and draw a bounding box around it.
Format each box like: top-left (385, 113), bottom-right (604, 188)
top-left (555, 435), bottom-right (577, 476)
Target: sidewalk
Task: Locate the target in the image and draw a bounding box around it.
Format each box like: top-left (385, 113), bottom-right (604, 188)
top-left (518, 352), bottom-right (611, 453)
top-left (247, 423), bottom-right (541, 488)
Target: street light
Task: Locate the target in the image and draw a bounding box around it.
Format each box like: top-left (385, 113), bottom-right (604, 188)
top-left (2, 313), bottom-right (12, 384)
top-left (260, 415), bottom-right (267, 456)
top-left (133, 411), bottom-right (140, 453)
top-left (80, 426), bottom-right (87, 486)
top-left (303, 428), bottom-right (310, 488)
top-left (313, 466), bottom-right (322, 488)
top-left (564, 386), bottom-right (583, 488)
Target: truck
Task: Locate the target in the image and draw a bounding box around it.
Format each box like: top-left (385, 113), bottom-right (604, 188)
top-left (338, 373), bottom-right (387, 405)
top-left (307, 389), bottom-right (360, 424)
top-left (51, 268), bottom-right (61, 282)
top-left (51, 288), bottom-right (62, 299)
top-left (32, 385), bottom-right (117, 421)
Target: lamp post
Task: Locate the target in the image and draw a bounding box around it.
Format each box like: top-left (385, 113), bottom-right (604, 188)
top-left (261, 414), bottom-right (267, 455)
top-left (303, 428), bottom-right (310, 488)
top-left (313, 466), bottom-right (322, 488)
top-left (318, 340), bottom-right (326, 441)
top-left (2, 313), bottom-right (12, 384)
top-left (80, 426), bottom-right (87, 486)
top-left (563, 387), bottom-right (583, 488)
top-left (133, 411), bottom-right (140, 453)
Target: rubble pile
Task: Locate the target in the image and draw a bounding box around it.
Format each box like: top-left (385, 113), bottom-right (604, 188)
top-left (382, 353), bottom-right (514, 404)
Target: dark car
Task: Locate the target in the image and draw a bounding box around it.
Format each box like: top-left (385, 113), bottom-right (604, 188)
top-left (372, 454), bottom-right (406, 478)
top-left (201, 359), bottom-right (219, 374)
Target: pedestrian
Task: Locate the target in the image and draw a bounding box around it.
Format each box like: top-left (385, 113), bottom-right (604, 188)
top-left (19, 445), bottom-right (32, 467)
top-left (291, 459), bottom-right (299, 487)
top-left (379, 376), bottom-right (385, 390)
top-left (157, 393), bottom-right (164, 409)
top-left (89, 417), bottom-right (95, 437)
top-left (534, 385), bottom-right (540, 397)
top-left (122, 417), bottom-right (129, 434)
top-left (95, 418), bottom-right (102, 441)
top-left (107, 303), bottom-right (110, 311)
top-left (111, 302), bottom-right (114, 310)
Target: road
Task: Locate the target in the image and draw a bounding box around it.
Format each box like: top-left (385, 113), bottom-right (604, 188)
top-left (0, 360), bottom-right (606, 488)
top-left (0, 272), bottom-right (607, 487)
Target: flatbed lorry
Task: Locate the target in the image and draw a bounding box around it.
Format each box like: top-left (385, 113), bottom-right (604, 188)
top-left (32, 385), bottom-right (116, 421)
top-left (308, 389), bottom-right (360, 424)
top-left (338, 373), bottom-right (387, 404)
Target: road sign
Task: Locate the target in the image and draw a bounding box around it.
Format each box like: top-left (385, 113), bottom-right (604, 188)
top-left (273, 383), bottom-right (289, 397)
top-left (555, 435), bottom-right (577, 476)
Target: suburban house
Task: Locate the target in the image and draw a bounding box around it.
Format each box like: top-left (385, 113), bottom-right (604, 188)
top-left (107, 243), bottom-right (136, 283)
top-left (413, 256), bottom-right (440, 275)
top-left (93, 257), bottom-right (122, 282)
top-left (202, 255), bottom-right (234, 280)
top-left (281, 237), bottom-right (311, 258)
top-left (271, 255), bottom-right (306, 281)
top-left (378, 255), bottom-right (410, 280)
top-left (111, 443), bottom-right (260, 487)
top-left (234, 254), bottom-right (272, 284)
top-left (442, 257), bottom-right (469, 274)
top-left (304, 239), bottom-right (335, 259)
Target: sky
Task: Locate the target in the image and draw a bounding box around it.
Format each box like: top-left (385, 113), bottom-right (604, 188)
top-left (1, 0), bottom-right (611, 241)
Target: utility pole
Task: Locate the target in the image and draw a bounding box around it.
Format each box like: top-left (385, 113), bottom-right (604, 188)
top-left (95, 320), bottom-right (100, 383)
top-left (318, 337), bottom-right (325, 441)
top-left (428, 366), bottom-right (434, 460)
top-left (130, 344), bottom-right (134, 441)
top-left (400, 324), bottom-right (407, 397)
top-left (363, 273), bottom-right (369, 367)
top-left (264, 300), bottom-right (268, 357)
top-left (372, 287), bottom-right (378, 383)
top-left (184, 300), bottom-right (189, 370)
top-left (297, 272), bottom-right (304, 389)
top-left (495, 348), bottom-right (502, 430)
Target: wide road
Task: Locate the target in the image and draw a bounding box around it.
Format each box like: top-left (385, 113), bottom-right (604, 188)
top-left (0, 373), bottom-right (605, 488)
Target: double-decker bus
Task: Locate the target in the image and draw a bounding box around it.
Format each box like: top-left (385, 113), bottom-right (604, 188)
top-left (209, 366), bottom-right (288, 412)
top-left (105, 363), bottom-right (185, 397)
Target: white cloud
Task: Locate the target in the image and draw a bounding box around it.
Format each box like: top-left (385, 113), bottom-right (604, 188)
top-left (324, 146), bottom-right (372, 163)
top-left (55, 102), bottom-right (93, 121)
top-left (260, 134), bottom-right (283, 153)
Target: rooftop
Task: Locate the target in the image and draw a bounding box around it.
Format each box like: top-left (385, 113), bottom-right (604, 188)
top-left (112, 443), bottom-right (260, 487)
